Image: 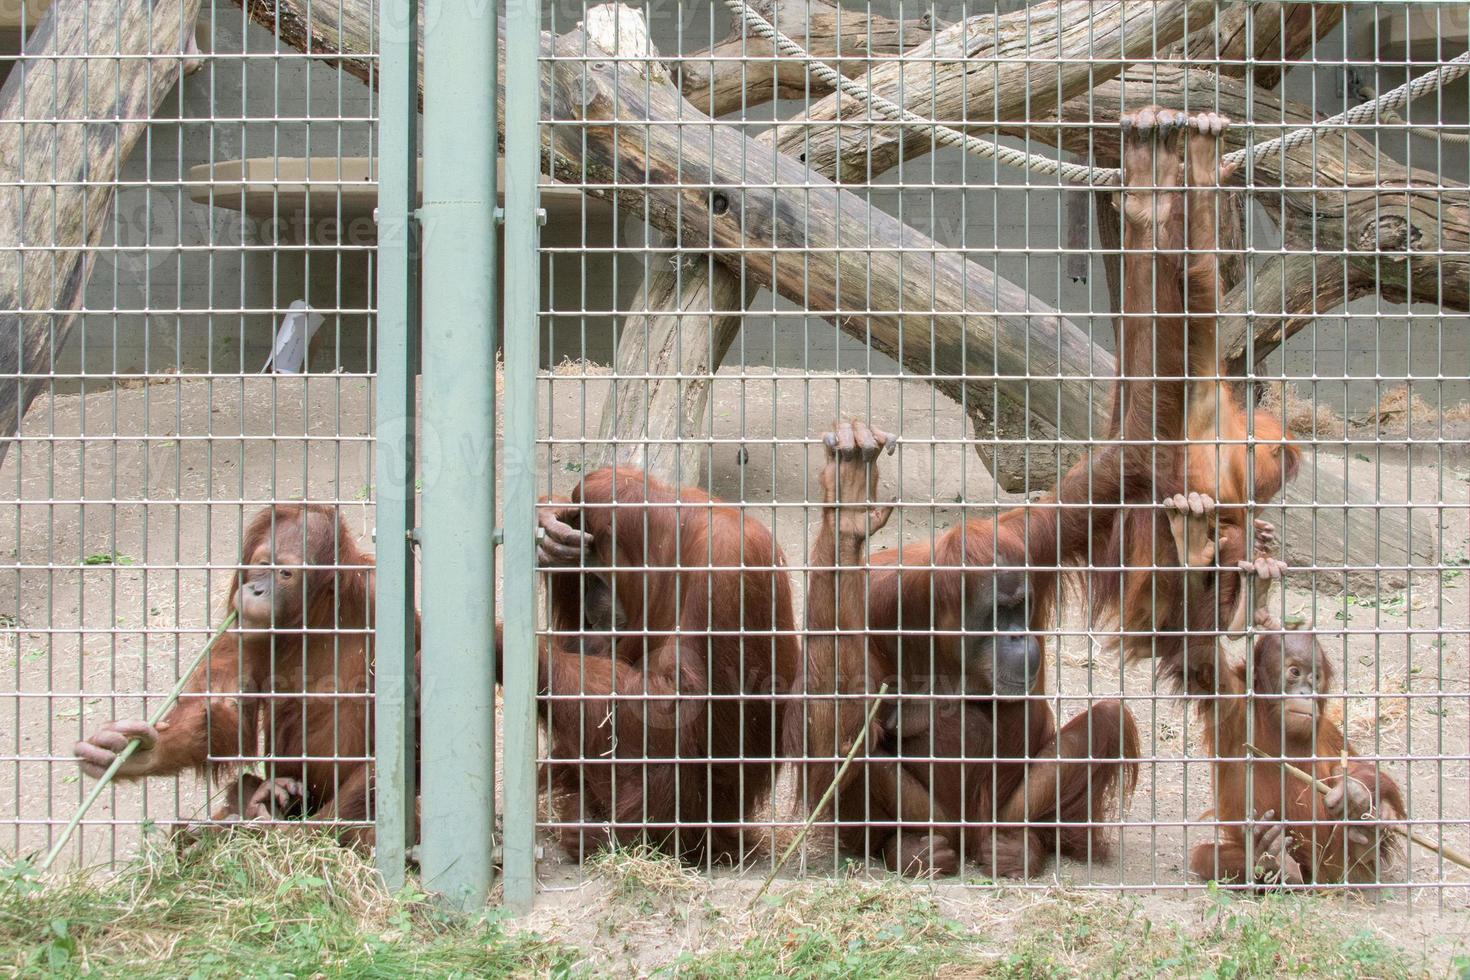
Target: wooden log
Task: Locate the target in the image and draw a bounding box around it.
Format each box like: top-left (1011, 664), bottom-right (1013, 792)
top-left (1036, 66), bottom-right (1470, 357)
top-left (0, 0), bottom-right (203, 465)
top-left (1220, 254), bottom-right (1347, 376)
top-left (771, 0), bottom-right (1217, 184)
top-left (763, 31), bottom-right (1467, 352)
top-left (598, 252), bottom-right (746, 483)
top-left (234, 0), bottom-right (392, 96)
top-left (675, 0), bottom-right (945, 118)
top-left (999, 65), bottom-right (1470, 370)
top-left (1058, 67), bottom-right (1470, 306)
top-left (600, 0), bottom-right (1194, 486)
top-left (545, 22), bottom-right (1111, 448)
top-left (1184, 2), bottom-right (1345, 90)
top-left (600, 1), bottom-right (945, 484)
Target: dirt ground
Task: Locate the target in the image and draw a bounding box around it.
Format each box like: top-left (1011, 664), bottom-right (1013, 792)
top-left (1, 372), bottom-right (1467, 919)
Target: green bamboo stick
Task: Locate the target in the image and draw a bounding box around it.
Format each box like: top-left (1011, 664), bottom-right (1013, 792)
top-left (41, 610), bottom-right (238, 871)
top-left (752, 682), bottom-right (890, 907)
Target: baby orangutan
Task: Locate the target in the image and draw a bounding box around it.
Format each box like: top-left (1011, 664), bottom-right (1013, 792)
top-left (1191, 615), bottom-right (1405, 885)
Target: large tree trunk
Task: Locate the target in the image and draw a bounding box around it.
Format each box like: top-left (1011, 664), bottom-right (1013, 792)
top-left (0, 0), bottom-right (203, 465)
top-left (597, 253), bottom-right (747, 484)
top-left (1037, 65), bottom-right (1470, 360)
top-left (1184, 1), bottom-right (1345, 90)
top-left (772, 0), bottom-right (1217, 184)
top-left (604, 0), bottom-right (1211, 486)
top-left (602, 1), bottom-right (944, 484)
top-left (675, 0), bottom-right (945, 118)
top-left (1220, 254), bottom-right (1347, 375)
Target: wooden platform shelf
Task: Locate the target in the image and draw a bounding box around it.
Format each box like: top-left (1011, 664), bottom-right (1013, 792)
top-left (0, 0), bottom-right (49, 32)
top-left (187, 156), bottom-right (609, 225)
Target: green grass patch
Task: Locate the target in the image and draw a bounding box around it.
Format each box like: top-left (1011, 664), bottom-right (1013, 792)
top-left (994, 887), bottom-right (1419, 979)
top-left (80, 553), bottom-right (134, 567)
top-left (0, 837), bottom-right (1444, 978)
top-left (662, 878), bottom-right (978, 978)
top-left (0, 832), bottom-right (577, 978)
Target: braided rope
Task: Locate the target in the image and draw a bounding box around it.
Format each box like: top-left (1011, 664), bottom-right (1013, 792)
top-left (722, 0), bottom-right (1470, 187)
top-left (1359, 84), bottom-right (1470, 145)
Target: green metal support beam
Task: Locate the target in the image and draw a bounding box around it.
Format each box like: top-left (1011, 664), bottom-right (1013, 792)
top-left (501, 0), bottom-right (541, 916)
top-left (372, 0), bottom-right (419, 891)
top-left (419, 0), bottom-right (498, 909)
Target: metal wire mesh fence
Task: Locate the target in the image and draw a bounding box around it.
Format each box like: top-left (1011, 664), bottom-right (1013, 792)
top-left (0, 0), bottom-right (380, 863)
top-left (1, 0), bottom-right (1467, 908)
top-left (522, 0), bottom-right (1470, 901)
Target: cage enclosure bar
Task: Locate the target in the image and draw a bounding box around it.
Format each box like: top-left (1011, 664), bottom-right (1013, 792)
top-left (417, 0), bottom-right (499, 909)
top-left (501, 0), bottom-right (544, 918)
top-left (371, 0), bottom-right (421, 891)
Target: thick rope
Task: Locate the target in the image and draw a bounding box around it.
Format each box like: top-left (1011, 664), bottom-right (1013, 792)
top-left (1359, 84), bottom-right (1470, 145)
top-left (722, 0), bottom-right (1470, 186)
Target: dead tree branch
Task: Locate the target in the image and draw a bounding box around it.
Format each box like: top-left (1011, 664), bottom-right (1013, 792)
top-left (1037, 66), bottom-right (1470, 363)
top-left (1185, 2), bottom-right (1345, 90)
top-left (676, 0), bottom-right (945, 117)
top-left (773, 0), bottom-right (1216, 184)
top-left (0, 0), bottom-right (203, 465)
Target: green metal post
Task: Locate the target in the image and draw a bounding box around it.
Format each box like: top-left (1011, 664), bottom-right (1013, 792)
top-left (501, 0), bottom-right (541, 916)
top-left (419, 0), bottom-right (498, 908)
top-left (373, 0), bottom-right (419, 891)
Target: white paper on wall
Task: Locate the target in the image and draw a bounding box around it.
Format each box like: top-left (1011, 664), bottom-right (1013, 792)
top-left (262, 300), bottom-right (324, 374)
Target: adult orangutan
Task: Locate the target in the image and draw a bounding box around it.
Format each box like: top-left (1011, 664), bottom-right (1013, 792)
top-left (1190, 615), bottom-right (1404, 885)
top-left (1102, 106), bottom-right (1300, 697)
top-left (523, 466), bottom-right (800, 863)
top-left (797, 420), bottom-right (1139, 877)
top-left (790, 110), bottom-right (1309, 877)
top-left (74, 505), bottom-right (410, 848)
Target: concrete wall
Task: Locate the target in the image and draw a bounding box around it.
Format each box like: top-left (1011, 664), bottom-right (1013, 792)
top-left (27, 3), bottom-right (378, 381)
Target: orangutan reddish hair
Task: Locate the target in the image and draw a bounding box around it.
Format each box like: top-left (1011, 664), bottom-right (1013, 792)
top-left (75, 505), bottom-right (412, 847)
top-left (1191, 620), bottom-right (1404, 885)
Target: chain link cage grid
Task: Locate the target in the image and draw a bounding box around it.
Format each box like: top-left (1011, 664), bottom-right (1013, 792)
top-left (1, 0), bottom-right (381, 864)
top-left (527, 0), bottom-right (1469, 902)
top-left (0, 0), bottom-right (1467, 907)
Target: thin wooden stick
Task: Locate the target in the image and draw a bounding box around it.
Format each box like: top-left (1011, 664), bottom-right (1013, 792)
top-left (751, 681), bottom-right (890, 907)
top-left (41, 610), bottom-right (239, 871)
top-left (1244, 743), bottom-right (1470, 872)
